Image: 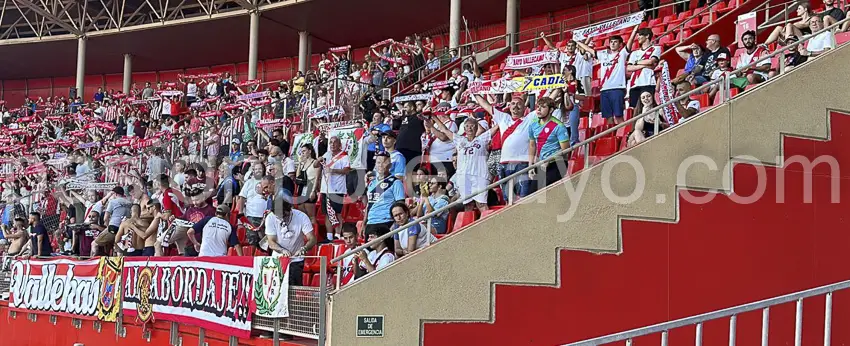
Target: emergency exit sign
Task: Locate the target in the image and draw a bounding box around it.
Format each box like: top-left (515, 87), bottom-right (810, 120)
top-left (356, 315), bottom-right (384, 337)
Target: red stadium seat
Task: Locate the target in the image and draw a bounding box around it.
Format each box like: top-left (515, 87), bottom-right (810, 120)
top-left (303, 273), bottom-right (312, 285)
top-left (836, 32), bottom-right (850, 45)
top-left (451, 211), bottom-right (478, 233)
top-left (309, 244), bottom-right (335, 272)
top-left (309, 274), bottom-right (321, 287)
top-left (578, 117), bottom-right (590, 130)
top-left (684, 18), bottom-right (706, 30)
top-left (567, 158), bottom-right (585, 176)
top-left (593, 137), bottom-right (619, 157)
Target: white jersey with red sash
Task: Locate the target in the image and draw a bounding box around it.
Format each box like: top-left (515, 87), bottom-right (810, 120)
top-left (735, 46), bottom-right (770, 79)
top-left (597, 48), bottom-right (629, 91)
top-left (628, 45), bottom-right (661, 88)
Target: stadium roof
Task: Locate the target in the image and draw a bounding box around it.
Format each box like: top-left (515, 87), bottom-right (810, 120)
top-left (0, 0), bottom-right (588, 79)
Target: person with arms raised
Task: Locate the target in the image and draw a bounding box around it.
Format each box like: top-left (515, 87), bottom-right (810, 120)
top-left (576, 26), bottom-right (638, 124)
top-left (432, 116), bottom-right (498, 213)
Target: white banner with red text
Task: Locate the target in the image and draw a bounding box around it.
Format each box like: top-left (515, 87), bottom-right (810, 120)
top-left (504, 51), bottom-right (560, 70)
top-left (469, 75), bottom-right (567, 94)
top-left (8, 257), bottom-right (124, 322)
top-left (572, 12), bottom-right (644, 41)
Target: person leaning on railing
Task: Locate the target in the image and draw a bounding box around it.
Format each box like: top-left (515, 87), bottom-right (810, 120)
top-left (264, 188), bottom-right (316, 286)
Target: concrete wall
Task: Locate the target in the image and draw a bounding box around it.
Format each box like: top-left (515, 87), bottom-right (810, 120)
top-left (326, 41), bottom-right (850, 346)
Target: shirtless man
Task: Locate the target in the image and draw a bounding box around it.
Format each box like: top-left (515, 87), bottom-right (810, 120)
top-left (2, 218), bottom-right (30, 256)
top-left (128, 201), bottom-right (162, 256)
top-left (113, 204), bottom-right (155, 256)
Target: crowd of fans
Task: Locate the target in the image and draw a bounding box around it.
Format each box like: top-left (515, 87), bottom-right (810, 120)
top-left (0, 0), bottom-right (844, 287)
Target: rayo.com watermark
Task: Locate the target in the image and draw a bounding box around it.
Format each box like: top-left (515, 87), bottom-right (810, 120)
top-left (551, 154), bottom-right (841, 222)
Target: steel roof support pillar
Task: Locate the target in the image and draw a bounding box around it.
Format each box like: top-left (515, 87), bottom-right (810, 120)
top-left (123, 54), bottom-right (132, 95)
top-left (298, 30), bottom-right (310, 73)
top-left (449, 0), bottom-right (461, 49)
top-left (506, 0), bottom-right (520, 53)
top-left (248, 11), bottom-right (260, 80)
top-left (75, 36), bottom-right (86, 99)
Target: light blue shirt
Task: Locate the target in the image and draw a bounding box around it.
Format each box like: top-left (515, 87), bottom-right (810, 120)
top-left (528, 118), bottom-right (569, 161)
top-left (366, 176), bottom-right (405, 224)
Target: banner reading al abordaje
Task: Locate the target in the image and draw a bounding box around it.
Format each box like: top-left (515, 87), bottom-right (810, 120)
top-left (470, 75), bottom-right (566, 95)
top-left (253, 257), bottom-right (291, 318)
top-left (121, 257), bottom-right (256, 338)
top-left (504, 51), bottom-right (560, 70)
top-left (572, 12), bottom-right (644, 41)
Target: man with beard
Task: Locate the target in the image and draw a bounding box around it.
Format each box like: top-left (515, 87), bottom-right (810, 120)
top-left (730, 31), bottom-right (771, 90)
top-left (264, 182), bottom-right (316, 286)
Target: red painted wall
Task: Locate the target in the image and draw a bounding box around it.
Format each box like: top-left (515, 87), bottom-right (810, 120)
top-left (0, 301), bottom-right (311, 346)
top-left (424, 112), bottom-right (850, 345)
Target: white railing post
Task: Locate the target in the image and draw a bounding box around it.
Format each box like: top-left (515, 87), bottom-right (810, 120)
top-left (507, 177), bottom-right (516, 205)
top-left (795, 298), bottom-right (803, 346)
top-left (660, 331), bottom-right (668, 346)
top-left (695, 323), bottom-right (703, 346)
top-left (761, 307), bottom-right (769, 346)
top-left (729, 315), bottom-right (737, 346)
top-left (824, 292), bottom-right (833, 346)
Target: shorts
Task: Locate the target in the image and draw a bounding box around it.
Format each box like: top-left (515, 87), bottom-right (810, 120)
top-left (628, 85), bottom-right (656, 109)
top-left (320, 193), bottom-right (345, 226)
top-left (600, 89), bottom-right (626, 118)
top-left (364, 221), bottom-right (394, 236)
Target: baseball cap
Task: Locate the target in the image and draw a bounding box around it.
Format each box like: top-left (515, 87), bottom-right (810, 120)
top-left (380, 129), bottom-right (398, 138)
top-left (716, 53), bottom-right (729, 61)
top-left (231, 138), bottom-right (241, 144)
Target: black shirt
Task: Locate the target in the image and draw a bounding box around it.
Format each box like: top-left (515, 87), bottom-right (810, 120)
top-left (31, 222), bottom-right (51, 256)
top-left (698, 46), bottom-right (732, 78)
top-left (396, 114), bottom-right (426, 153)
top-left (821, 7), bottom-right (846, 21)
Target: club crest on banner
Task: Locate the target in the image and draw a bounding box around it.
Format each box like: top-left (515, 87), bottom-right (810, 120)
top-left (135, 266), bottom-right (155, 325)
top-left (253, 257), bottom-right (291, 318)
top-left (96, 257), bottom-right (124, 322)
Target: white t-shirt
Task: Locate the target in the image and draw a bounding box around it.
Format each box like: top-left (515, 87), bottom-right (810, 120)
top-left (559, 51), bottom-right (592, 78)
top-left (426, 120), bottom-right (457, 163)
top-left (280, 156), bottom-right (296, 176)
top-left (197, 216), bottom-right (236, 256)
top-left (264, 209), bottom-right (313, 263)
top-left (492, 109), bottom-right (532, 163)
top-left (628, 45), bottom-right (661, 88)
top-left (806, 31), bottom-right (834, 53)
top-left (238, 178), bottom-right (266, 218)
top-left (453, 132), bottom-right (491, 177)
top-left (187, 83), bottom-right (198, 97)
top-left (596, 48), bottom-right (629, 91)
top-left (362, 248), bottom-right (395, 272)
top-left (320, 151), bottom-right (350, 194)
top-left (676, 100), bottom-right (702, 124)
top-left (205, 82), bottom-right (217, 96)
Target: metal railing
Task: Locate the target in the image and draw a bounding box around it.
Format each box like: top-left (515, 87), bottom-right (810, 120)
top-left (563, 279), bottom-right (850, 345)
top-left (331, 15), bottom-right (850, 283)
top-left (253, 255), bottom-right (328, 344)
